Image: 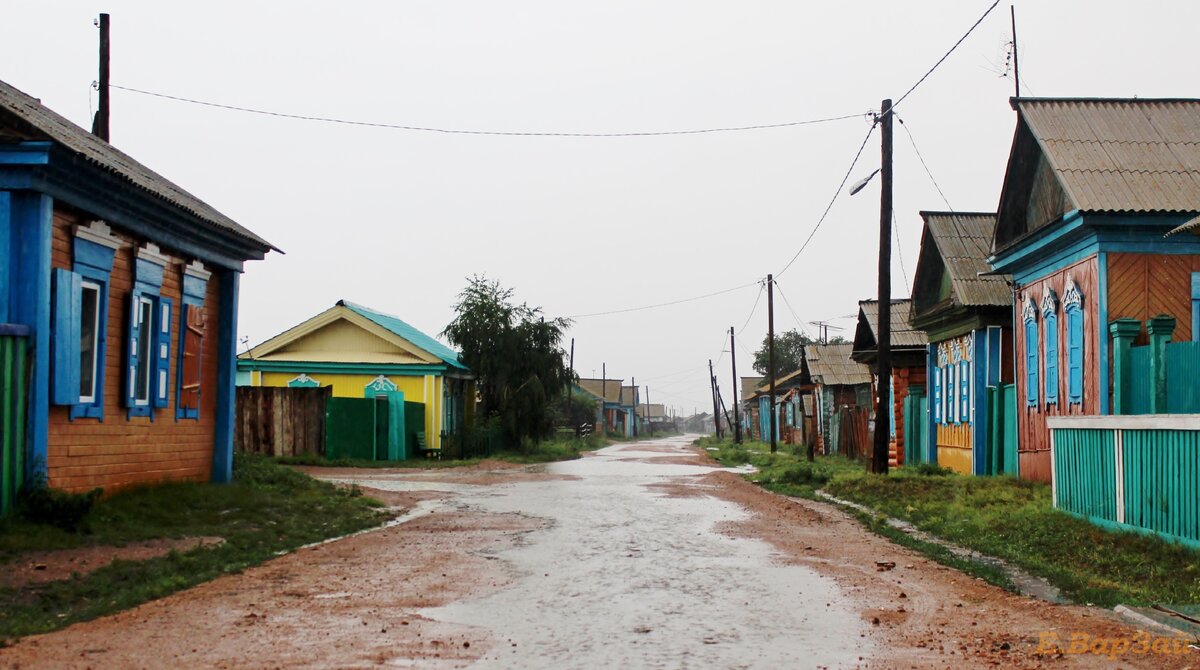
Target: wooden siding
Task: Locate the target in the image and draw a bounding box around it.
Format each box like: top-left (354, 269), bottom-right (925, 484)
top-left (235, 386), bottom-right (330, 457)
top-left (1107, 253), bottom-right (1200, 344)
top-left (936, 423), bottom-right (972, 475)
top-left (47, 207), bottom-right (221, 493)
top-left (1014, 256), bottom-right (1101, 483)
top-left (890, 366), bottom-right (925, 466)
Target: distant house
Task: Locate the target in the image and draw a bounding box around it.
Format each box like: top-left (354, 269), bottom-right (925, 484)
top-left (988, 97), bottom-right (1200, 482)
top-left (237, 300), bottom-right (474, 457)
top-left (739, 376), bottom-right (764, 440)
top-left (851, 299), bottom-right (928, 467)
top-left (805, 343), bottom-right (873, 456)
top-left (911, 212), bottom-right (1014, 476)
top-left (576, 378), bottom-right (629, 436)
top-left (0, 79), bottom-right (275, 510)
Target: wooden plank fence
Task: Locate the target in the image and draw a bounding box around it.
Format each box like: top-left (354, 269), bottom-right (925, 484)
top-left (235, 386), bottom-right (331, 457)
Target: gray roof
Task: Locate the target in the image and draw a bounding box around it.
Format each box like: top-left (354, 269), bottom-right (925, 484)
top-left (741, 376), bottom-right (764, 402)
top-left (920, 212), bottom-right (1011, 307)
top-left (0, 79), bottom-right (277, 253)
top-left (1169, 213), bottom-right (1200, 236)
top-left (1016, 98), bottom-right (1200, 214)
top-left (805, 343), bottom-right (872, 387)
top-left (577, 378), bottom-right (624, 403)
top-left (857, 299), bottom-right (928, 349)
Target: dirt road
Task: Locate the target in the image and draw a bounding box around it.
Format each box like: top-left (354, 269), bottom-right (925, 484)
top-left (2, 436), bottom-right (1193, 668)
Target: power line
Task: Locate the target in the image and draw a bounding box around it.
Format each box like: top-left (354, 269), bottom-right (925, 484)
top-left (568, 281), bottom-right (759, 318)
top-left (772, 283), bottom-right (814, 340)
top-left (109, 83), bottom-right (865, 138)
top-left (775, 121), bottom-right (878, 279)
top-left (893, 210), bottom-right (911, 296)
top-left (897, 115), bottom-right (989, 257)
top-left (735, 281), bottom-right (768, 337)
top-left (892, 0), bottom-right (1003, 111)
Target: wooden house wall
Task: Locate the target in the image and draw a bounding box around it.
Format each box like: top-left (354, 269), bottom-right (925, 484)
top-left (1107, 253), bottom-right (1200, 343)
top-left (1014, 256), bottom-right (1101, 483)
top-left (891, 366), bottom-right (925, 466)
top-left (47, 207), bottom-right (220, 493)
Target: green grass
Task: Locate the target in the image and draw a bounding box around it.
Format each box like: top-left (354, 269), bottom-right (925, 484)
top-left (699, 436), bottom-right (1200, 607)
top-left (0, 454), bottom-right (388, 640)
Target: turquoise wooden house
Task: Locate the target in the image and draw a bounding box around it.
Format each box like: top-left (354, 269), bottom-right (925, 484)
top-left (987, 97), bottom-right (1200, 548)
top-left (910, 212), bottom-right (1014, 476)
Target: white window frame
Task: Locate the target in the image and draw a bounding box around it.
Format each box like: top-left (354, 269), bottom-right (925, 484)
top-left (79, 280), bottom-right (102, 405)
top-left (133, 295), bottom-right (154, 406)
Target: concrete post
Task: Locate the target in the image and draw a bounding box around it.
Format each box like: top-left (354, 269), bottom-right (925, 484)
top-left (1109, 319), bottom-right (1141, 415)
top-left (1146, 315), bottom-right (1176, 414)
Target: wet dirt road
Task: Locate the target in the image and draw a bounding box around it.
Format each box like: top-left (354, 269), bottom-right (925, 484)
top-left (2, 435), bottom-right (1193, 669)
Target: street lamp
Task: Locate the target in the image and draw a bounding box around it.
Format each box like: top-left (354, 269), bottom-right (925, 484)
top-left (849, 168), bottom-right (880, 196)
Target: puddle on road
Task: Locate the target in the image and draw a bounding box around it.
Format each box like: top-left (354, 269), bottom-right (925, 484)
top-left (383, 435), bottom-right (871, 669)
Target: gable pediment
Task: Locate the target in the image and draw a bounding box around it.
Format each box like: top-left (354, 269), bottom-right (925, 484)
top-left (243, 305), bottom-right (443, 365)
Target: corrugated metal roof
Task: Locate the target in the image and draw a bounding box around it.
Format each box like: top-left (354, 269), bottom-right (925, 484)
top-left (637, 404), bottom-right (666, 418)
top-left (920, 211), bottom-right (1011, 307)
top-left (856, 299), bottom-right (928, 349)
top-left (578, 378), bottom-right (625, 403)
top-left (741, 376), bottom-right (764, 402)
top-left (619, 385), bottom-right (639, 405)
top-left (340, 301), bottom-right (468, 370)
top-left (1016, 98), bottom-right (1200, 214)
top-left (0, 78), bottom-right (277, 253)
top-left (804, 343), bottom-right (872, 386)
top-left (1168, 213), bottom-right (1200, 235)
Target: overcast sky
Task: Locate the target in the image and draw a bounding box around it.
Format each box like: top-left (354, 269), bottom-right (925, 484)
top-left (4, 1), bottom-right (1198, 414)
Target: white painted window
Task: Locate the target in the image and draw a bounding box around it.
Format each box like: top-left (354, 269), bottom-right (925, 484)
top-left (78, 281), bottom-right (102, 404)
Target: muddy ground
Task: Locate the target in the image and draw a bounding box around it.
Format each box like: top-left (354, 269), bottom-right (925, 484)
top-left (0, 437), bottom-right (1194, 669)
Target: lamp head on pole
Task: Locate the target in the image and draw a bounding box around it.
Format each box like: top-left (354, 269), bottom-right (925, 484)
top-left (849, 168), bottom-right (880, 196)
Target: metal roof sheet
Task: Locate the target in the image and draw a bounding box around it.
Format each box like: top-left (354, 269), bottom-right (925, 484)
top-left (577, 378), bottom-right (625, 403)
top-left (339, 301), bottom-right (468, 370)
top-left (804, 343), bottom-right (872, 386)
top-left (919, 211), bottom-right (1011, 308)
top-left (741, 376), bottom-right (764, 402)
top-left (1016, 98), bottom-right (1200, 214)
top-left (856, 299), bottom-right (928, 350)
top-left (0, 78), bottom-right (277, 253)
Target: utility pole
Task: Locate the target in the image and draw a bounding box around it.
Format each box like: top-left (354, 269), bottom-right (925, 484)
top-left (91, 13), bottom-right (111, 141)
top-left (767, 274), bottom-right (777, 453)
top-left (873, 99), bottom-right (894, 475)
top-left (631, 376), bottom-right (637, 438)
top-left (601, 363), bottom-right (607, 435)
top-left (645, 386), bottom-right (654, 437)
top-left (567, 338), bottom-right (575, 433)
top-left (708, 359), bottom-right (722, 439)
top-left (730, 326), bottom-right (742, 444)
top-left (1010, 5), bottom-right (1020, 97)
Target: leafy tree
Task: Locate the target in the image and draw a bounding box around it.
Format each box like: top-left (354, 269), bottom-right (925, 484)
top-left (752, 329), bottom-right (847, 378)
top-left (443, 276), bottom-right (573, 445)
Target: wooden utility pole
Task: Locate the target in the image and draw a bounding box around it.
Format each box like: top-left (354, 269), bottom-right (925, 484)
top-left (631, 376), bottom-right (637, 438)
top-left (645, 386), bottom-right (654, 437)
top-left (567, 338), bottom-right (575, 432)
top-left (873, 99), bottom-right (894, 475)
top-left (1010, 5), bottom-right (1020, 97)
top-left (92, 13), bottom-right (111, 141)
top-left (708, 359), bottom-right (722, 438)
top-left (601, 363), bottom-right (607, 435)
top-left (767, 274), bottom-right (777, 453)
top-left (729, 326), bottom-right (742, 444)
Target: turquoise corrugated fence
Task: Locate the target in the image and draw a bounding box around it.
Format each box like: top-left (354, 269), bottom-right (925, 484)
top-left (1053, 429), bottom-right (1117, 523)
top-left (1123, 429), bottom-right (1200, 543)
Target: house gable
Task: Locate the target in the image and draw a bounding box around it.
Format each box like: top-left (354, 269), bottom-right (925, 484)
top-left (244, 305), bottom-right (443, 367)
top-left (994, 119), bottom-right (1074, 252)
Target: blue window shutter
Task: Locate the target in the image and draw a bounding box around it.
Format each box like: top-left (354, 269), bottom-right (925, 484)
top-left (51, 268), bottom-right (82, 406)
top-left (960, 360), bottom-right (970, 422)
top-left (946, 365), bottom-right (955, 424)
top-left (1191, 272), bottom-right (1199, 342)
top-left (1067, 307), bottom-right (1084, 404)
top-left (1025, 319), bottom-right (1039, 408)
top-left (155, 297), bottom-right (173, 408)
top-left (1044, 312), bottom-right (1059, 405)
top-left (125, 290), bottom-right (142, 408)
top-left (933, 367), bottom-right (941, 424)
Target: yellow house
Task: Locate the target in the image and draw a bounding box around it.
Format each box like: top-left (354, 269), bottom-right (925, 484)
top-left (237, 300), bottom-right (473, 454)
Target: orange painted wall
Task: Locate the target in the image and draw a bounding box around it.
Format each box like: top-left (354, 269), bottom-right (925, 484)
top-left (47, 206), bottom-right (220, 493)
top-left (1107, 253), bottom-right (1200, 343)
top-left (1014, 256), bottom-right (1100, 483)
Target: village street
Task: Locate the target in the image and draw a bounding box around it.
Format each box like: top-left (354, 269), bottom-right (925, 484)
top-left (1, 436), bottom-right (1191, 669)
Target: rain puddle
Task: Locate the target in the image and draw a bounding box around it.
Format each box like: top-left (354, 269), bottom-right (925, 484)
top-left (357, 436), bottom-right (872, 668)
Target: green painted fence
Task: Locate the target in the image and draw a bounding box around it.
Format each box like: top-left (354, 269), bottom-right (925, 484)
top-left (902, 389), bottom-right (926, 465)
top-left (1050, 417), bottom-right (1200, 548)
top-left (1, 330), bottom-right (30, 517)
top-left (1166, 342), bottom-right (1200, 414)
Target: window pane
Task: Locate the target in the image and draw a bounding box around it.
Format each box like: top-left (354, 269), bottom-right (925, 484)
top-left (135, 297), bottom-right (153, 403)
top-left (79, 283), bottom-right (100, 400)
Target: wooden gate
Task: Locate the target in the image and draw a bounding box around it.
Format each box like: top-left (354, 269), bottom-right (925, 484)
top-left (986, 383), bottom-right (1018, 475)
top-left (0, 326), bottom-right (30, 516)
top-left (837, 406), bottom-right (870, 460)
top-left (235, 386), bottom-right (331, 457)
top-left (902, 389), bottom-right (927, 465)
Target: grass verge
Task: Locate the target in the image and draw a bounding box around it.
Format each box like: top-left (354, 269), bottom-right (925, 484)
top-left (699, 435), bottom-right (1200, 607)
top-left (0, 454), bottom-right (388, 640)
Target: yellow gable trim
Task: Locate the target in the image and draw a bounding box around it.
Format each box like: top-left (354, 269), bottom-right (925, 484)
top-left (243, 305), bottom-right (441, 364)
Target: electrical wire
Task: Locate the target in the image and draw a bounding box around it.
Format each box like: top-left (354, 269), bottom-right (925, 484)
top-left (109, 84), bottom-right (864, 138)
top-left (897, 115), bottom-right (990, 257)
top-left (772, 282), bottom-right (812, 340)
top-left (893, 210), bottom-right (911, 296)
top-left (892, 0), bottom-right (1003, 111)
top-left (775, 121), bottom-right (878, 279)
top-left (735, 281), bottom-right (767, 337)
top-left (567, 281), bottom-right (759, 319)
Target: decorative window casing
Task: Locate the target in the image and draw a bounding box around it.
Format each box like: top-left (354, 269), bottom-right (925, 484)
top-left (126, 243), bottom-right (173, 419)
top-left (1023, 295), bottom-right (1039, 408)
top-left (287, 373), bottom-right (321, 388)
top-left (1042, 286), bottom-right (1059, 406)
top-left (1063, 279), bottom-right (1084, 405)
top-left (1191, 273), bottom-right (1199, 343)
top-left (50, 221), bottom-right (122, 420)
top-left (176, 260), bottom-right (210, 419)
top-left (364, 375), bottom-right (397, 397)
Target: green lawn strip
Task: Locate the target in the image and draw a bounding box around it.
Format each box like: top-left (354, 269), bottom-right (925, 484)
top-left (0, 455), bottom-right (388, 640)
top-left (696, 436), bottom-right (1200, 608)
top-left (276, 433), bottom-right (609, 469)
